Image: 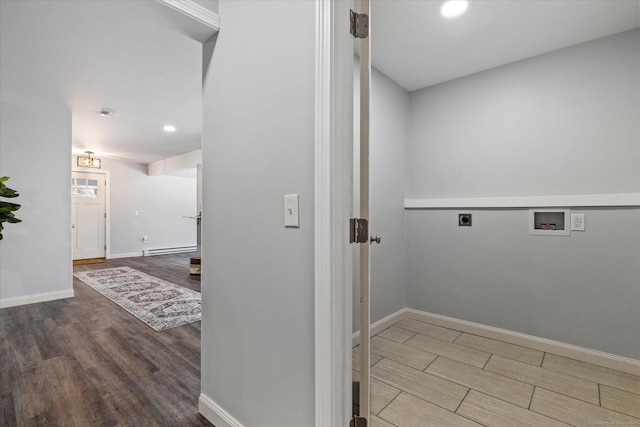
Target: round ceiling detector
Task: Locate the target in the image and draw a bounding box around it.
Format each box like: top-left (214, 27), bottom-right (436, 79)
top-left (440, 0), bottom-right (470, 19)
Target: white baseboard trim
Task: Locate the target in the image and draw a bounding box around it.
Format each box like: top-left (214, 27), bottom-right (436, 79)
top-left (352, 308), bottom-right (407, 347)
top-left (0, 289), bottom-right (75, 309)
top-left (107, 252), bottom-right (143, 259)
top-left (406, 308), bottom-right (640, 376)
top-left (198, 393), bottom-right (244, 427)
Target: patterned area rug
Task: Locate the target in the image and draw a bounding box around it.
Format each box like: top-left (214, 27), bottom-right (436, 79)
top-left (74, 267), bottom-right (201, 331)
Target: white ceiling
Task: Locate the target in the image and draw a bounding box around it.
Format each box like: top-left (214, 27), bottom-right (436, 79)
top-left (2, 1), bottom-right (638, 164)
top-left (0, 0), bottom-right (203, 164)
top-left (369, 0), bottom-right (640, 91)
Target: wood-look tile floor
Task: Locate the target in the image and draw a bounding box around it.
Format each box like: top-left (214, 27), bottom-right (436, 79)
top-left (357, 321), bottom-right (640, 427)
top-left (1, 253), bottom-right (212, 427)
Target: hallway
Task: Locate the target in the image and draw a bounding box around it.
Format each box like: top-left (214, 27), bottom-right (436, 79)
top-left (1, 254), bottom-right (209, 426)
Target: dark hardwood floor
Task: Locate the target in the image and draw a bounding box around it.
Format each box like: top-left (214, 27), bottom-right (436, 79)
top-left (1, 253), bottom-right (212, 427)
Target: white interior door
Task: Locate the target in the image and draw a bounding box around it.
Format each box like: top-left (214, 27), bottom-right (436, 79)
top-left (72, 171), bottom-right (106, 260)
top-left (354, 0), bottom-right (373, 424)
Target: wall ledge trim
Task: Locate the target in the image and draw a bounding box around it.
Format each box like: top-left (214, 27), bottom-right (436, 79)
top-left (407, 309), bottom-right (640, 376)
top-left (0, 289), bottom-right (74, 309)
top-left (405, 192), bottom-right (640, 209)
top-left (198, 393), bottom-right (244, 427)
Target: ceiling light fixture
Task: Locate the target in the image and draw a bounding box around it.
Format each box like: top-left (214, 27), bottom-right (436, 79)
top-left (440, 0), bottom-right (470, 19)
top-left (163, 124), bottom-right (176, 132)
top-left (77, 151), bottom-right (102, 169)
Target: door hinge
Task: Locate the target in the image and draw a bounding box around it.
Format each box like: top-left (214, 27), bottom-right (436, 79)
top-left (350, 416), bottom-right (367, 427)
top-left (350, 10), bottom-right (369, 39)
top-left (350, 218), bottom-right (368, 243)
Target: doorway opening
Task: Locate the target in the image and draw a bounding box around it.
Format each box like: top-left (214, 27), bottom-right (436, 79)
top-left (349, 1), bottom-right (640, 426)
top-left (72, 169), bottom-right (109, 262)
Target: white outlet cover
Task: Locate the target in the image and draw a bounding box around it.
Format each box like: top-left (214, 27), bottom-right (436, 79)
top-left (570, 213), bottom-right (586, 231)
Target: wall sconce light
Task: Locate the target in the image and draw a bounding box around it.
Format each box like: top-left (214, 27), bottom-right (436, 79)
top-left (77, 151), bottom-right (102, 168)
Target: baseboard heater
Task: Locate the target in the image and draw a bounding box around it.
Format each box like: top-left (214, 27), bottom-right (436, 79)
top-left (143, 246), bottom-right (197, 256)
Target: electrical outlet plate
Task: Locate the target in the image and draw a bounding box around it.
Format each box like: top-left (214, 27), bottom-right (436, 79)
top-left (570, 213), bottom-right (586, 231)
top-left (458, 213), bottom-right (472, 226)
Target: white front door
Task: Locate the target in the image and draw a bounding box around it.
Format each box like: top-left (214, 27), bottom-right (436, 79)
top-left (72, 172), bottom-right (106, 260)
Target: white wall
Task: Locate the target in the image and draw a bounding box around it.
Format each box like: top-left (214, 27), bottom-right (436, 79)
top-left (1, 102), bottom-right (73, 305)
top-left (74, 156), bottom-right (197, 257)
top-left (147, 149), bottom-right (201, 175)
top-left (353, 63), bottom-right (409, 332)
top-left (201, 1), bottom-right (315, 425)
top-left (406, 30), bottom-right (640, 359)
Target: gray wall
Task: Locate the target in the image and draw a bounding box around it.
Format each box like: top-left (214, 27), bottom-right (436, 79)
top-left (0, 102), bottom-right (72, 301)
top-left (353, 63), bottom-right (409, 332)
top-left (407, 208), bottom-right (640, 359)
top-left (408, 29), bottom-right (640, 198)
top-left (406, 30), bottom-right (640, 359)
top-left (75, 156), bottom-right (197, 256)
top-left (201, 1), bottom-right (315, 424)
top-left (0, 1), bottom-right (73, 304)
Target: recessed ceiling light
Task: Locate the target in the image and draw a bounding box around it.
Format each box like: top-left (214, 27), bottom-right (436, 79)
top-left (440, 0), bottom-right (470, 19)
top-left (163, 125), bottom-right (176, 132)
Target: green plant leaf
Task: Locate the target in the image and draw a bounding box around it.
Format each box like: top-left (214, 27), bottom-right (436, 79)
top-left (0, 178), bottom-right (19, 198)
top-left (0, 189), bottom-right (19, 198)
top-left (0, 176), bottom-right (22, 236)
top-left (0, 201), bottom-right (21, 211)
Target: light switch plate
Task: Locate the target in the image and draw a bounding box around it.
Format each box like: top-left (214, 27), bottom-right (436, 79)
top-left (284, 194), bottom-right (299, 228)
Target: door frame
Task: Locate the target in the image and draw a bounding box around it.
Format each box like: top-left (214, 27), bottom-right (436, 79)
top-left (139, 1), bottom-right (355, 425)
top-left (72, 167), bottom-right (111, 259)
top-left (314, 0), bottom-right (355, 425)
